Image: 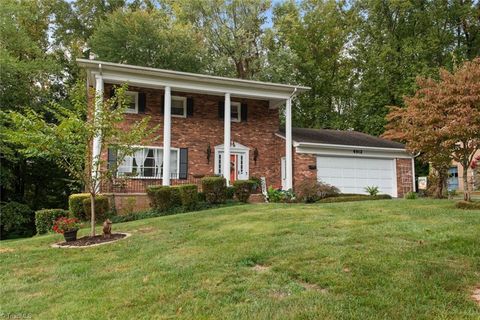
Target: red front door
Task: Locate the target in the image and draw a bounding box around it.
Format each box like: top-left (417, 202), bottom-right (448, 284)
top-left (230, 154), bottom-right (237, 182)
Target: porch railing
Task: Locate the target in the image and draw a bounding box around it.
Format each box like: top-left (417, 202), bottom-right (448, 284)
top-left (100, 173), bottom-right (203, 193)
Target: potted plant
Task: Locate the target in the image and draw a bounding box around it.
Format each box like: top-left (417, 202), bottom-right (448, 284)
top-left (53, 217), bottom-right (81, 242)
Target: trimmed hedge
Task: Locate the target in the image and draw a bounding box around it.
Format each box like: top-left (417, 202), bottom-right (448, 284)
top-left (318, 194), bottom-right (392, 203)
top-left (233, 180), bottom-right (255, 203)
top-left (226, 186), bottom-right (235, 200)
top-left (177, 184), bottom-right (199, 210)
top-left (35, 209), bottom-right (68, 234)
top-left (0, 202), bottom-right (35, 239)
top-left (83, 195), bottom-right (110, 221)
top-left (69, 193), bottom-right (90, 220)
top-left (147, 186), bottom-right (173, 212)
top-left (201, 176), bottom-right (227, 204)
top-left (455, 200), bottom-right (480, 210)
top-left (171, 186), bottom-right (181, 207)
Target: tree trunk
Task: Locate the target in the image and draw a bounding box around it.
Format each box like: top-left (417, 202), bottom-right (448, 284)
top-left (90, 193), bottom-right (96, 237)
top-left (463, 168), bottom-right (470, 202)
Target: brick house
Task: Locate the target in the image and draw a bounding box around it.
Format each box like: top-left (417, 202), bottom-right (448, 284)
top-left (78, 59), bottom-right (414, 210)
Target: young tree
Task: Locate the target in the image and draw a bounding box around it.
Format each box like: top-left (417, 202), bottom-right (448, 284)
top-left (4, 83), bottom-right (159, 236)
top-left (384, 58), bottom-right (480, 201)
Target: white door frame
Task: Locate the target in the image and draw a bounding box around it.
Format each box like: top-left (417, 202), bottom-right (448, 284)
top-left (214, 142), bottom-right (250, 180)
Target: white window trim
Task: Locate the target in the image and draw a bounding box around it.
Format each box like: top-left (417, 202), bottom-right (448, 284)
top-left (231, 101), bottom-right (241, 122)
top-left (171, 96), bottom-right (187, 118)
top-left (125, 91), bottom-right (139, 114)
top-left (118, 145), bottom-right (180, 179)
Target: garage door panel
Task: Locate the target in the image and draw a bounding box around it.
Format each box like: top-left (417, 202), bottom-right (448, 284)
top-left (317, 156), bottom-right (396, 196)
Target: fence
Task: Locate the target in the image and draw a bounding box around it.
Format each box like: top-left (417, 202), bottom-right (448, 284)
top-left (100, 173), bottom-right (203, 193)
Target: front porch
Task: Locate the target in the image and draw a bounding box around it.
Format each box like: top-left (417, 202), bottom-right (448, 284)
top-left (79, 59), bottom-right (308, 193)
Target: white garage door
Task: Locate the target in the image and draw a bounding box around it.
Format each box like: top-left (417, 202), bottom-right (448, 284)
top-left (316, 156), bottom-right (396, 197)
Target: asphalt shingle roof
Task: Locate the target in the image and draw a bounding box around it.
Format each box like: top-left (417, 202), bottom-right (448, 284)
top-left (278, 127), bottom-right (405, 149)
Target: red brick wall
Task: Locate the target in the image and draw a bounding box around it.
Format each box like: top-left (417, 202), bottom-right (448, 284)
top-left (97, 84), bottom-right (283, 192)
top-left (396, 158), bottom-right (414, 198)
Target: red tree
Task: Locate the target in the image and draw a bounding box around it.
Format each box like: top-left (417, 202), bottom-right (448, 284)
top-left (384, 58), bottom-right (480, 201)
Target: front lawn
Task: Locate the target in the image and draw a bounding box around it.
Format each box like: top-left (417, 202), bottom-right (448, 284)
top-left (1, 200), bottom-right (479, 319)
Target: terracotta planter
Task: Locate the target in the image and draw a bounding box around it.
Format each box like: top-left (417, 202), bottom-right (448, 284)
top-left (63, 229), bottom-right (79, 242)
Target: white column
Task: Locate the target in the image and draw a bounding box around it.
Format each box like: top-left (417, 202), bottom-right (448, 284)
top-left (162, 86), bottom-right (171, 186)
top-left (92, 76), bottom-right (104, 193)
top-left (223, 93), bottom-right (231, 186)
top-left (285, 98), bottom-right (293, 190)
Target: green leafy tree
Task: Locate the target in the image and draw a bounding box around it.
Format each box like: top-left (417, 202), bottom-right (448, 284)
top-left (89, 9), bottom-right (206, 72)
top-left (4, 83), bottom-right (159, 236)
top-left (271, 0), bottom-right (356, 129)
top-left (174, 0), bottom-right (270, 79)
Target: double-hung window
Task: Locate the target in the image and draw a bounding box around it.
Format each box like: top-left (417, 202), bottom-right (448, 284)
top-left (230, 101), bottom-right (241, 122)
top-left (125, 91), bottom-right (139, 114)
top-left (117, 147), bottom-right (179, 179)
top-left (171, 96), bottom-right (187, 117)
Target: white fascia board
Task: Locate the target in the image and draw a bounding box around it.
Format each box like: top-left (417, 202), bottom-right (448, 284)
top-left (80, 59), bottom-right (310, 100)
top-left (296, 145), bottom-right (412, 159)
top-left (94, 71), bottom-right (294, 100)
top-left (295, 141), bottom-right (408, 153)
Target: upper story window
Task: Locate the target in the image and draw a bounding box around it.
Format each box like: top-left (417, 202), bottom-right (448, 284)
top-left (171, 96), bottom-right (187, 118)
top-left (231, 101), bottom-right (241, 122)
top-left (125, 91), bottom-right (139, 114)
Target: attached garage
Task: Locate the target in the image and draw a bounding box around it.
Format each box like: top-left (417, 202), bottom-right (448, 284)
top-left (316, 156), bottom-right (396, 196)
top-left (277, 127), bottom-right (415, 198)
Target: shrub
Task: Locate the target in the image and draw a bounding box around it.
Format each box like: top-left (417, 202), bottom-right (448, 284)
top-left (364, 186), bottom-right (380, 196)
top-left (455, 200), bottom-right (480, 210)
top-left (197, 192), bottom-right (206, 202)
top-left (170, 186), bottom-right (182, 207)
top-left (0, 202), bottom-right (35, 239)
top-left (249, 176), bottom-right (262, 192)
top-left (201, 176), bottom-right (227, 204)
top-left (404, 192), bottom-right (418, 200)
top-left (68, 193), bottom-right (90, 220)
top-left (318, 194), bottom-right (392, 203)
top-left (267, 187), bottom-right (296, 203)
top-left (35, 209), bottom-right (68, 234)
top-left (147, 186), bottom-right (173, 212)
top-left (226, 186), bottom-right (235, 200)
top-left (177, 184), bottom-right (199, 210)
top-left (296, 179), bottom-right (339, 203)
top-left (83, 195), bottom-right (110, 221)
top-left (233, 180), bottom-right (255, 203)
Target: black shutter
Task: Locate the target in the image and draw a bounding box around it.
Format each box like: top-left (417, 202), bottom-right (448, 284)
top-left (241, 103), bottom-right (248, 122)
top-left (107, 147), bottom-right (117, 171)
top-left (160, 94), bottom-right (164, 115)
top-left (179, 148), bottom-right (188, 180)
top-left (138, 92), bottom-right (146, 113)
top-left (109, 87), bottom-right (117, 109)
top-left (187, 97), bottom-right (194, 116)
top-left (218, 101), bottom-right (225, 119)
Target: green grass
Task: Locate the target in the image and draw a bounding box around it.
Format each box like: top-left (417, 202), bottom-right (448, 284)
top-left (1, 199), bottom-right (479, 319)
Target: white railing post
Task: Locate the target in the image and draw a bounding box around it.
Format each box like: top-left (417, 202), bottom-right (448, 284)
top-left (162, 86), bottom-right (171, 185)
top-left (285, 97), bottom-right (293, 190)
top-left (92, 75), bottom-right (104, 193)
top-left (224, 93), bottom-right (231, 186)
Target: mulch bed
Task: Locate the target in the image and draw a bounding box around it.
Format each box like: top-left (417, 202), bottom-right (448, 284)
top-left (57, 233), bottom-right (126, 247)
